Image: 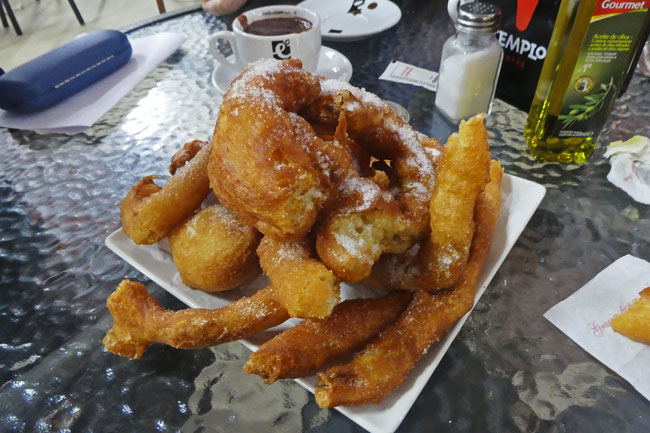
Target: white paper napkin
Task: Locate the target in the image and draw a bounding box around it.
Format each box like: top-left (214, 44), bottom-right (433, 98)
top-left (604, 136), bottom-right (650, 205)
top-left (0, 32), bottom-right (186, 134)
top-left (544, 255), bottom-right (650, 401)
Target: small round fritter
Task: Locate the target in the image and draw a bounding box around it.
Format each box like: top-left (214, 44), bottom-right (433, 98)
top-left (169, 204), bottom-right (261, 292)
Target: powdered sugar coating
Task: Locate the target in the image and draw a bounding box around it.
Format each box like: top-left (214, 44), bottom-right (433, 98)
top-left (319, 78), bottom-right (385, 110)
top-left (227, 59), bottom-right (287, 114)
top-left (332, 232), bottom-right (379, 263)
top-left (333, 232), bottom-right (365, 258)
top-left (338, 177), bottom-right (393, 215)
top-left (424, 145), bottom-right (441, 160)
top-left (385, 118), bottom-right (434, 179)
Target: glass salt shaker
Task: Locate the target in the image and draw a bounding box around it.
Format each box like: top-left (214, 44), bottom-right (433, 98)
top-left (435, 2), bottom-right (503, 122)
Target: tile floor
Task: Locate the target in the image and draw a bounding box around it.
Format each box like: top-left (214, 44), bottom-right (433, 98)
top-left (0, 0), bottom-right (199, 71)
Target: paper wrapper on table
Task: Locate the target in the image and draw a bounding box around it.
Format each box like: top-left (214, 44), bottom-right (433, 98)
top-left (378, 60), bottom-right (438, 91)
top-left (544, 255), bottom-right (650, 402)
top-left (0, 32), bottom-right (186, 134)
top-left (604, 136), bottom-right (650, 205)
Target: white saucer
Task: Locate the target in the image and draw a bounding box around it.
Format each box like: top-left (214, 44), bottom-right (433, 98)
top-left (298, 0), bottom-right (401, 41)
top-left (211, 46), bottom-right (353, 94)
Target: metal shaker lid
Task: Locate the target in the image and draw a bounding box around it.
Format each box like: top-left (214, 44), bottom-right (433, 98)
top-left (456, 2), bottom-right (501, 32)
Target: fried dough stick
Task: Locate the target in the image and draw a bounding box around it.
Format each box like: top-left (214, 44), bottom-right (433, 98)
top-left (425, 116), bottom-right (491, 287)
top-left (316, 161), bottom-right (502, 407)
top-left (103, 281), bottom-right (288, 359)
top-left (244, 292), bottom-right (412, 383)
top-left (366, 115), bottom-right (491, 291)
top-left (612, 287), bottom-right (650, 344)
top-left (121, 141), bottom-right (211, 244)
top-left (258, 235), bottom-right (340, 319)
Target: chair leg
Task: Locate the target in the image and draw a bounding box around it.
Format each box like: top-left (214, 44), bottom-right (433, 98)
top-left (0, 1), bottom-right (8, 29)
top-left (156, 0), bottom-right (166, 14)
top-left (67, 0), bottom-right (85, 25)
top-left (1, 0), bottom-right (22, 36)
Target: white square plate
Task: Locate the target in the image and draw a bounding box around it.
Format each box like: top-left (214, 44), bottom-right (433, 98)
top-left (105, 173), bottom-right (545, 433)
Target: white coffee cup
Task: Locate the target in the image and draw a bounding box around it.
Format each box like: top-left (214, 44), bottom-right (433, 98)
top-left (209, 5), bottom-right (322, 72)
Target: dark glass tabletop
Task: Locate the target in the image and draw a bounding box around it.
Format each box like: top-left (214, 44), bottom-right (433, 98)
top-left (1, 1), bottom-right (649, 432)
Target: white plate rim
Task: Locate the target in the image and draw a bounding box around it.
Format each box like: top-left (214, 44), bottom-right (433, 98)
top-left (105, 173), bottom-right (546, 433)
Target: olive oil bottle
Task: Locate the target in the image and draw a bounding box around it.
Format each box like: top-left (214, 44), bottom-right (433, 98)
top-left (524, 0), bottom-right (650, 163)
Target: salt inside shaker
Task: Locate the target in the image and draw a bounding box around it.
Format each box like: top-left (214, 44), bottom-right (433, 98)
top-left (435, 2), bottom-right (503, 122)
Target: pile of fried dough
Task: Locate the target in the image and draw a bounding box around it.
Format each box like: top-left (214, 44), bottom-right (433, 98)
top-left (103, 58), bottom-right (504, 407)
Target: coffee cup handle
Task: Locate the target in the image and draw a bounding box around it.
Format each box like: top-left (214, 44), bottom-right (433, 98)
top-left (209, 31), bottom-right (243, 69)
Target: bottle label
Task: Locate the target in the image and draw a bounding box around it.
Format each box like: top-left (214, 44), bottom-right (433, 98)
top-left (553, 1), bottom-right (648, 138)
top-left (493, 0), bottom-right (563, 111)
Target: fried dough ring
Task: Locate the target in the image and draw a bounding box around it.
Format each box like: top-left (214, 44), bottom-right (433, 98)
top-left (612, 287), bottom-right (650, 344)
top-left (169, 139), bottom-right (206, 175)
top-left (208, 59), bottom-right (326, 239)
top-left (366, 115), bottom-right (491, 291)
top-left (289, 111), bottom-right (361, 190)
top-left (103, 281), bottom-right (288, 359)
top-left (169, 204), bottom-right (261, 292)
top-left (257, 235), bottom-right (339, 319)
top-left (121, 142), bottom-right (211, 244)
top-left (302, 78), bottom-right (436, 233)
top-left (315, 161), bottom-right (503, 407)
top-left (301, 78), bottom-right (436, 281)
top-left (290, 111), bottom-right (412, 284)
top-left (244, 292), bottom-right (412, 384)
top-left (296, 111), bottom-right (414, 283)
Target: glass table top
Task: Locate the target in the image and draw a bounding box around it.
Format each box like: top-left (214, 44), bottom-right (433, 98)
top-left (0, 1), bottom-right (648, 432)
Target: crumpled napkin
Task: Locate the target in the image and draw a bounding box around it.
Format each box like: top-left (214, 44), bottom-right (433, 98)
top-left (0, 32), bottom-right (186, 134)
top-left (544, 255), bottom-right (650, 402)
top-left (604, 135), bottom-right (650, 205)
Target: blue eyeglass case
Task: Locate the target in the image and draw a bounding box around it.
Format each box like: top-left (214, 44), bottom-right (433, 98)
top-left (0, 30), bottom-right (132, 113)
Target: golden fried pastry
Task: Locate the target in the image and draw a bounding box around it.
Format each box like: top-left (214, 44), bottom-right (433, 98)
top-left (209, 58), bottom-right (326, 239)
top-left (168, 204), bottom-right (261, 292)
top-left (312, 118), bottom-right (422, 282)
top-left (300, 78), bottom-right (437, 281)
top-left (121, 142), bottom-right (211, 244)
top-left (425, 116), bottom-right (491, 287)
top-left (244, 292), bottom-right (412, 384)
top-left (315, 161), bottom-right (502, 407)
top-left (303, 77), bottom-right (436, 234)
top-left (106, 61), bottom-right (507, 409)
top-left (169, 139), bottom-right (206, 175)
top-left (103, 281), bottom-right (288, 359)
top-left (612, 287), bottom-right (650, 344)
top-left (419, 133), bottom-right (443, 167)
top-left (317, 203), bottom-right (417, 282)
top-left (257, 235), bottom-right (339, 319)
top-left (369, 161), bottom-right (393, 191)
top-left (366, 115), bottom-right (492, 291)
top-left (289, 112), bottom-right (366, 188)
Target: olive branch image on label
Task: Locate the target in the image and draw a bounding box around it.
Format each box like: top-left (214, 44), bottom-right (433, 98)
top-left (559, 76), bottom-right (615, 129)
